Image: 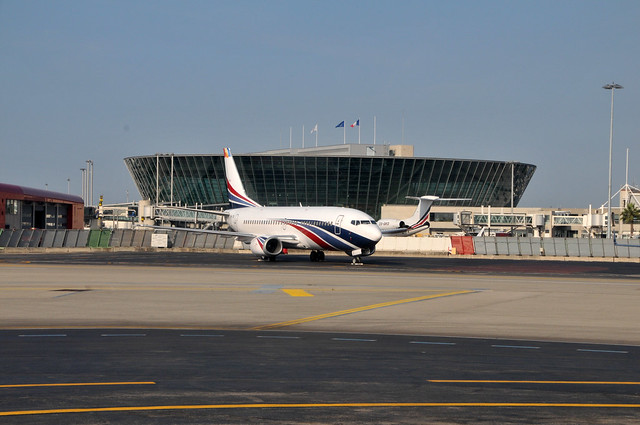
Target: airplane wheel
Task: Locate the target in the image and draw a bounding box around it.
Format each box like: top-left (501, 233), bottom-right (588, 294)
top-left (310, 251), bottom-right (319, 262)
top-left (318, 251), bottom-right (325, 261)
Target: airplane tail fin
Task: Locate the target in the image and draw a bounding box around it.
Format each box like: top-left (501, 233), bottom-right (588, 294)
top-left (223, 148), bottom-right (261, 208)
top-left (404, 196), bottom-right (438, 229)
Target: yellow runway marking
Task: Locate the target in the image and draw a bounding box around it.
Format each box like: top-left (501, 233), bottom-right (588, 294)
top-left (429, 380), bottom-right (640, 385)
top-left (282, 289), bottom-right (313, 297)
top-left (252, 290), bottom-right (476, 330)
top-left (2, 402), bottom-right (640, 416)
top-left (0, 382), bottom-right (156, 389)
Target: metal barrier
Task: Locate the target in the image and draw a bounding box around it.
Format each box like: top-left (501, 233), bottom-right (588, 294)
top-left (473, 237), bottom-right (640, 258)
top-left (0, 229), bottom-right (232, 249)
top-left (1, 229), bottom-right (637, 257)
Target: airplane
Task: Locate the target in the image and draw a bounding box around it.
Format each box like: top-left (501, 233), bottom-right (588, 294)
top-left (144, 148), bottom-right (382, 263)
top-left (377, 195), bottom-right (469, 237)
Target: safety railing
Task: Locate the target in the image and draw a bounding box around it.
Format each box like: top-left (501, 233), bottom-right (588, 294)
top-left (0, 229), bottom-right (233, 249)
top-left (473, 237), bottom-right (640, 258)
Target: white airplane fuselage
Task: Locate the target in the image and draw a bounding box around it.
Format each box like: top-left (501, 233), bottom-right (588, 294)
top-left (228, 206), bottom-right (381, 256)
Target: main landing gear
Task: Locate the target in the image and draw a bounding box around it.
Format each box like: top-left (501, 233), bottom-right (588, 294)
top-left (309, 250), bottom-right (325, 262)
top-left (351, 256), bottom-right (363, 266)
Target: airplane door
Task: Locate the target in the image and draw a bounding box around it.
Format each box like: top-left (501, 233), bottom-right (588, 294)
top-left (229, 213), bottom-right (238, 230)
top-left (334, 215), bottom-right (343, 235)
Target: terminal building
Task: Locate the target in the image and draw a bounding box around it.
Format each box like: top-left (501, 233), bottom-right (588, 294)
top-left (382, 186), bottom-right (640, 238)
top-left (124, 144), bottom-right (537, 221)
top-left (0, 183), bottom-right (84, 230)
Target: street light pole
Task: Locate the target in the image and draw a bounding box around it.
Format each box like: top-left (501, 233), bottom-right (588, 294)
top-left (603, 82), bottom-right (623, 238)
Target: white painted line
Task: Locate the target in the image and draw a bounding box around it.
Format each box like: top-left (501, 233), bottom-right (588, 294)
top-left (577, 349), bottom-right (629, 354)
top-left (18, 334), bottom-right (67, 338)
top-left (410, 341), bottom-right (456, 346)
top-left (491, 344), bottom-right (540, 350)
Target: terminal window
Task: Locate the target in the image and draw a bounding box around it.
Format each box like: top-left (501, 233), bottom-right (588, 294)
top-left (6, 199), bottom-right (18, 215)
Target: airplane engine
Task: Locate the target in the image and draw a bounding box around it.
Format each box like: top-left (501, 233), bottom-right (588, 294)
top-left (249, 236), bottom-right (283, 258)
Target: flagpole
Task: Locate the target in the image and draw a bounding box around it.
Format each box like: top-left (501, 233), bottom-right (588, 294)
top-left (336, 121), bottom-right (345, 144)
top-left (358, 118), bottom-right (361, 144)
top-left (373, 116), bottom-right (377, 145)
top-left (289, 127), bottom-right (292, 150)
top-left (302, 125), bottom-right (305, 148)
top-left (310, 124), bottom-right (318, 147)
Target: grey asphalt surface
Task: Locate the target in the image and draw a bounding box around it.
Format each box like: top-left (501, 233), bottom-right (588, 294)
top-left (1, 250), bottom-right (640, 277)
top-left (2, 329), bottom-right (640, 424)
top-left (1, 251), bottom-right (639, 423)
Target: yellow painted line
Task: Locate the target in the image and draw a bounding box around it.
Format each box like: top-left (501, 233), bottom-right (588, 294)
top-left (282, 289), bottom-right (313, 297)
top-left (252, 290), bottom-right (476, 330)
top-left (0, 382), bottom-right (156, 389)
top-left (429, 380), bottom-right (640, 385)
top-left (2, 402), bottom-right (640, 416)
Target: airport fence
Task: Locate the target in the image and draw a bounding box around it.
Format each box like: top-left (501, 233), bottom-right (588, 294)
top-left (0, 229), bottom-right (233, 250)
top-left (1, 229), bottom-right (638, 258)
top-left (473, 236), bottom-right (640, 259)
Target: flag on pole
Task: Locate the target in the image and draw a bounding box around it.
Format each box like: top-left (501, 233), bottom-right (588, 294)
top-left (311, 123), bottom-right (319, 147)
top-left (350, 119), bottom-right (360, 128)
top-left (336, 121), bottom-right (345, 128)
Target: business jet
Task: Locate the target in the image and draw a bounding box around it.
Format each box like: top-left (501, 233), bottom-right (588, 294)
top-left (377, 195), bottom-right (468, 237)
top-left (145, 148), bottom-right (382, 263)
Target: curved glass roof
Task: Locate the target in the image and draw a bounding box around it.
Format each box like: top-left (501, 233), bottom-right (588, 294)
top-left (124, 153), bottom-right (536, 219)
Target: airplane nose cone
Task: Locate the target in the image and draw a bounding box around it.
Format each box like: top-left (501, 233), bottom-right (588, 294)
top-left (370, 224), bottom-right (382, 243)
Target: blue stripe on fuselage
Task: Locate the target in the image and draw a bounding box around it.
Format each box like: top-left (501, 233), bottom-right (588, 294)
top-left (287, 219), bottom-right (377, 251)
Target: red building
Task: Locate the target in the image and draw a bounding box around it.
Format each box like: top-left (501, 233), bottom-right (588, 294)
top-left (0, 183), bottom-right (84, 230)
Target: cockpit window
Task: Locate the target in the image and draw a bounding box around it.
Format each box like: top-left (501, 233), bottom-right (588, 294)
top-left (351, 219), bottom-right (375, 225)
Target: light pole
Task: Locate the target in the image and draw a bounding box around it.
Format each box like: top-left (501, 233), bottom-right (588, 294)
top-left (81, 168), bottom-right (86, 205)
top-left (603, 82), bottom-right (623, 238)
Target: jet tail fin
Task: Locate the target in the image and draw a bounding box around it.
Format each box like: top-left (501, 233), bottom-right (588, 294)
top-left (223, 148), bottom-right (262, 208)
top-left (404, 196), bottom-right (439, 229)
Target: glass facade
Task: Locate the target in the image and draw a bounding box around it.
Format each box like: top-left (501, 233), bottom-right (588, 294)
top-left (124, 154), bottom-right (536, 219)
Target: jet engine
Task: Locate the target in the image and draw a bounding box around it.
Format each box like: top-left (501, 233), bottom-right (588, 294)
top-left (249, 236), bottom-right (283, 258)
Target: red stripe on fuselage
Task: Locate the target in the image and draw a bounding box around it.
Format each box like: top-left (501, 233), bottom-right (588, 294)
top-left (287, 222), bottom-right (334, 250)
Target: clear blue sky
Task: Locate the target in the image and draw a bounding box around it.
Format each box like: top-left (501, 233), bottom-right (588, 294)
top-left (1, 0), bottom-right (639, 208)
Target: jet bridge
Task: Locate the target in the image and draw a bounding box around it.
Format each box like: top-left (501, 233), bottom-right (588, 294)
top-left (454, 211), bottom-right (537, 236)
top-left (148, 205), bottom-right (226, 228)
top-left (99, 201), bottom-right (227, 229)
top-left (454, 210), bottom-right (604, 238)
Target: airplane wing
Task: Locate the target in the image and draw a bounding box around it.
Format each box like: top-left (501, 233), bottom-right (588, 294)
top-left (137, 224), bottom-right (251, 239)
top-left (380, 228), bottom-right (418, 235)
top-left (136, 225), bottom-right (299, 244)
